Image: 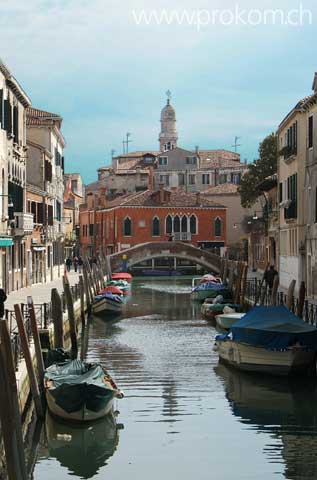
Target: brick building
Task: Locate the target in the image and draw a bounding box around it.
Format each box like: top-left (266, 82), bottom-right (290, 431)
top-left (79, 186), bottom-right (227, 260)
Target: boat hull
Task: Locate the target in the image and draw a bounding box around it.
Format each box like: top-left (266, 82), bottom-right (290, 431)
top-left (216, 339), bottom-right (316, 376)
top-left (216, 313), bottom-right (244, 330)
top-left (192, 289), bottom-right (232, 302)
top-left (46, 389), bottom-right (114, 422)
top-left (92, 297), bottom-right (123, 316)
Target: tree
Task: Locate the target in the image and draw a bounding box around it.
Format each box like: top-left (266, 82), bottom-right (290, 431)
top-left (238, 133), bottom-right (278, 208)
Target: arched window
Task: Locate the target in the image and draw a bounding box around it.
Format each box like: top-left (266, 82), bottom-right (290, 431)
top-left (181, 216), bottom-right (187, 233)
top-left (152, 217), bottom-right (160, 236)
top-left (123, 217), bottom-right (132, 236)
top-left (166, 215), bottom-right (172, 234)
top-left (173, 215), bottom-right (180, 233)
top-left (190, 215), bottom-right (197, 234)
top-left (214, 217), bottom-right (222, 237)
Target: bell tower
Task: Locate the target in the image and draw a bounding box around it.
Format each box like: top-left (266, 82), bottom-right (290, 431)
top-left (159, 90), bottom-right (178, 152)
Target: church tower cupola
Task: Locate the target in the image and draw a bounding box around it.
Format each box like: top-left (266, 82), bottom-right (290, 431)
top-left (159, 90), bottom-right (178, 152)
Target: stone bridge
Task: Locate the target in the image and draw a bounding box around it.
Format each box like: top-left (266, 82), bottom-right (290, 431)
top-left (109, 242), bottom-right (222, 273)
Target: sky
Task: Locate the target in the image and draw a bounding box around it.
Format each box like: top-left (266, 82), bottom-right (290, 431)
top-left (0, 0), bottom-right (316, 183)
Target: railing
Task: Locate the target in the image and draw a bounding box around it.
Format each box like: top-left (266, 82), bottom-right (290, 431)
top-left (172, 232), bottom-right (192, 241)
top-left (245, 278), bottom-right (317, 326)
top-left (5, 279), bottom-right (82, 371)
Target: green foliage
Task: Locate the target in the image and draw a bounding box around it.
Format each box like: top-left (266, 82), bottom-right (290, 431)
top-left (238, 133), bottom-right (278, 208)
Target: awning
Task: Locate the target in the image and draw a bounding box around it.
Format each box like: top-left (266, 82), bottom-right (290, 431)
top-left (0, 238), bottom-right (13, 247)
top-left (33, 246), bottom-right (46, 252)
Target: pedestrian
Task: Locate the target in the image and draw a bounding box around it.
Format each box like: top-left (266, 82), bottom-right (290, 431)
top-left (0, 287), bottom-right (7, 318)
top-left (73, 256), bottom-right (78, 273)
top-left (78, 256), bottom-right (83, 273)
top-left (264, 265), bottom-right (278, 294)
top-left (66, 257), bottom-right (72, 272)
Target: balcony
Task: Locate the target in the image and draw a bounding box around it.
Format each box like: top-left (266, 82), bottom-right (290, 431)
top-left (173, 232), bottom-right (192, 241)
top-left (12, 212), bottom-right (34, 236)
top-left (279, 146), bottom-right (297, 165)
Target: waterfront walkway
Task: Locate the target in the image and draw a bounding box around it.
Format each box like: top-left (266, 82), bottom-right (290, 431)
top-left (5, 271), bottom-right (80, 310)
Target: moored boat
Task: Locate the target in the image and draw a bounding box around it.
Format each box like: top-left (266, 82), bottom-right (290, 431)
top-left (191, 281), bottom-right (232, 302)
top-left (201, 302), bottom-right (241, 320)
top-left (215, 305), bottom-right (317, 376)
top-left (92, 292), bottom-right (124, 316)
top-left (111, 272), bottom-right (132, 282)
top-left (44, 359), bottom-right (123, 422)
top-left (107, 279), bottom-right (131, 295)
top-left (216, 312), bottom-right (245, 330)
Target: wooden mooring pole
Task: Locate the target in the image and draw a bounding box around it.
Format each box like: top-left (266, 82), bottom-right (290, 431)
top-left (79, 275), bottom-right (85, 327)
top-left (27, 296), bottom-right (45, 387)
top-left (83, 264), bottom-right (92, 312)
top-left (0, 320), bottom-right (28, 480)
top-left (63, 277), bottom-right (78, 358)
top-left (297, 281), bottom-right (306, 318)
top-left (14, 304), bottom-right (44, 418)
top-left (51, 288), bottom-right (64, 348)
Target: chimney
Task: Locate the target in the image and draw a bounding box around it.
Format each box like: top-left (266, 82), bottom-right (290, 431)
top-left (196, 191), bottom-right (201, 206)
top-left (148, 166), bottom-right (154, 191)
top-left (313, 72), bottom-right (317, 93)
top-left (159, 183), bottom-right (165, 203)
top-left (99, 187), bottom-right (107, 208)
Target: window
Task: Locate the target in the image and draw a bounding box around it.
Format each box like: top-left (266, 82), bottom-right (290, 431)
top-left (56, 200), bottom-right (61, 221)
top-left (284, 121), bottom-right (298, 157)
top-left (158, 157), bottom-right (168, 166)
top-left (202, 174), bottom-right (210, 185)
top-left (166, 215), bottom-right (172, 234)
top-left (159, 174), bottom-right (169, 186)
top-left (152, 217), bottom-right (160, 236)
top-left (309, 115), bottom-right (314, 149)
top-left (89, 224), bottom-right (94, 236)
top-left (181, 216), bottom-right (187, 233)
top-left (284, 173), bottom-right (297, 219)
top-left (188, 174), bottom-right (196, 185)
top-left (219, 174), bottom-right (227, 184)
top-left (173, 215), bottom-right (180, 233)
top-left (186, 156), bottom-right (197, 165)
top-left (190, 215), bottom-right (197, 234)
top-left (214, 217), bottom-right (222, 237)
top-left (178, 173), bottom-right (185, 186)
top-left (123, 217), bottom-right (132, 236)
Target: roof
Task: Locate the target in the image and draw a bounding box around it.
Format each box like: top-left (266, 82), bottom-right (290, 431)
top-left (278, 94), bottom-right (316, 130)
top-left (113, 151), bottom-right (159, 160)
top-left (0, 59), bottom-right (31, 107)
top-left (198, 150), bottom-right (242, 169)
top-left (203, 183), bottom-right (239, 195)
top-left (26, 107), bottom-right (62, 127)
top-left (113, 189), bottom-right (226, 208)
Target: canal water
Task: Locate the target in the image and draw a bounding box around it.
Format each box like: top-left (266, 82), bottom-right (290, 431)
top-left (33, 277), bottom-right (317, 480)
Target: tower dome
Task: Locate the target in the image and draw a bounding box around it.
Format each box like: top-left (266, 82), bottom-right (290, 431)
top-left (159, 91), bottom-right (178, 152)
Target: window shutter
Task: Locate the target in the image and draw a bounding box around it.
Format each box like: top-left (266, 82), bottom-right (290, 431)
top-left (37, 202), bottom-right (44, 224)
top-left (47, 205), bottom-right (53, 225)
top-left (0, 90), bottom-right (3, 128)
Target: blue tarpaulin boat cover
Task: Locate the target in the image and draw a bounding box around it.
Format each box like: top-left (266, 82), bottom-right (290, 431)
top-left (231, 305), bottom-right (317, 350)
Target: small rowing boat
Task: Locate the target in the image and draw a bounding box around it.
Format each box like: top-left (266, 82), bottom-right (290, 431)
top-left (44, 359), bottom-right (123, 422)
top-left (216, 312), bottom-right (245, 330)
top-left (92, 292), bottom-right (124, 316)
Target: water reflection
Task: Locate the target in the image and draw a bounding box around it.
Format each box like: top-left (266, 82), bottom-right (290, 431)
top-left (45, 413), bottom-right (122, 479)
top-left (215, 364), bottom-right (317, 479)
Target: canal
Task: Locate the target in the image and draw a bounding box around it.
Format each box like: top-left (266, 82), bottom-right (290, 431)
top-left (33, 277), bottom-right (317, 479)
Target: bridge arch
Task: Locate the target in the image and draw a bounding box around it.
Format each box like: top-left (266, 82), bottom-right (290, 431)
top-left (110, 242), bottom-right (222, 273)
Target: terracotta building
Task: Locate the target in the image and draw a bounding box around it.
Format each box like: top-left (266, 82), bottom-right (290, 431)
top-left (79, 187), bottom-right (227, 259)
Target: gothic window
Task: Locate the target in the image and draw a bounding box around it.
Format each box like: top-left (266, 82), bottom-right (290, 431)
top-left (173, 215), bottom-right (180, 233)
top-left (190, 215), bottom-right (197, 234)
top-left (214, 217), bottom-right (222, 237)
top-left (166, 215), bottom-right (172, 234)
top-left (181, 215), bottom-right (187, 233)
top-left (123, 217), bottom-right (132, 236)
top-left (152, 217), bottom-right (160, 236)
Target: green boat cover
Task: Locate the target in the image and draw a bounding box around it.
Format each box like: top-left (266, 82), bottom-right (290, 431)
top-left (45, 360), bottom-right (115, 414)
